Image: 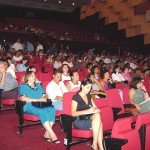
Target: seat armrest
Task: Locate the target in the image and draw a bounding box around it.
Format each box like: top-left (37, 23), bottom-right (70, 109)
top-left (103, 137), bottom-right (128, 150)
top-left (59, 114), bottom-right (76, 133)
top-left (124, 104), bottom-right (135, 109)
top-left (112, 107), bottom-right (121, 121)
top-left (15, 100), bottom-right (26, 116)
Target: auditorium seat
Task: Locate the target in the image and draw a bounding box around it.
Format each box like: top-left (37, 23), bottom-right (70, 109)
top-left (103, 116), bottom-right (140, 150)
top-left (0, 89), bottom-right (16, 111)
top-left (135, 112), bottom-right (150, 150)
top-left (60, 93), bottom-right (115, 150)
top-left (15, 100), bottom-right (40, 134)
top-left (36, 72), bottom-right (53, 82)
top-left (106, 89), bottom-right (133, 120)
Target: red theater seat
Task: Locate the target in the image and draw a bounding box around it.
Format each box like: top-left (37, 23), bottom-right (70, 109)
top-left (103, 116), bottom-right (140, 150)
top-left (106, 89), bottom-right (133, 120)
top-left (15, 100), bottom-right (40, 134)
top-left (0, 89), bottom-right (16, 111)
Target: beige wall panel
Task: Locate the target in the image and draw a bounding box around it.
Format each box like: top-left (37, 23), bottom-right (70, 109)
top-left (144, 33), bottom-right (150, 44)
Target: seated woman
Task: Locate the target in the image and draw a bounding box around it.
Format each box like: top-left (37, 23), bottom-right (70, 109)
top-left (81, 57), bottom-right (89, 68)
top-left (20, 66), bottom-right (39, 83)
top-left (13, 51), bottom-right (23, 63)
top-left (66, 70), bottom-right (81, 92)
top-left (133, 68), bottom-right (143, 78)
top-left (87, 73), bottom-right (106, 98)
top-left (63, 56), bottom-right (73, 68)
top-left (0, 61), bottom-right (18, 100)
top-left (142, 68), bottom-right (150, 77)
top-left (129, 76), bottom-right (150, 113)
top-left (121, 66), bottom-right (132, 82)
top-left (112, 65), bottom-right (125, 83)
top-left (44, 54), bottom-right (54, 66)
top-left (17, 57), bottom-right (28, 72)
top-left (85, 62), bottom-right (93, 76)
top-left (19, 71), bottom-right (60, 143)
top-left (6, 57), bottom-right (18, 78)
top-left (73, 57), bottom-right (81, 69)
top-left (91, 65), bottom-right (100, 80)
top-left (61, 64), bottom-right (71, 82)
top-left (72, 78), bottom-right (104, 150)
top-left (99, 69), bottom-right (112, 92)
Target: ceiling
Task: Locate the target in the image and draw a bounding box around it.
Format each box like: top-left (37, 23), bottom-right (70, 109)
top-left (0, 0), bottom-right (91, 12)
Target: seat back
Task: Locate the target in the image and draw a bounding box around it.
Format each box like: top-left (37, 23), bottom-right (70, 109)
top-left (143, 76), bottom-right (150, 94)
top-left (135, 113), bottom-right (150, 150)
top-left (116, 82), bottom-right (125, 90)
top-left (94, 98), bottom-right (114, 132)
top-left (42, 81), bottom-right (50, 91)
top-left (63, 92), bottom-right (76, 115)
top-left (135, 112), bottom-right (150, 131)
top-left (107, 89), bottom-right (125, 114)
top-left (36, 72), bottom-right (52, 82)
top-left (123, 87), bottom-right (130, 104)
top-left (63, 80), bottom-right (70, 86)
top-left (16, 71), bottom-right (26, 82)
top-left (70, 87), bottom-right (80, 92)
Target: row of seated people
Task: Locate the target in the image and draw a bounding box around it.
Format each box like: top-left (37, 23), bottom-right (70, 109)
top-left (1, 47), bottom-right (150, 87)
top-left (1, 58), bottom-right (150, 149)
top-left (4, 17), bottom-right (109, 43)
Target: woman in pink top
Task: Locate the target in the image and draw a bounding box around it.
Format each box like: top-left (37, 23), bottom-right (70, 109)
top-left (121, 66), bottom-right (132, 82)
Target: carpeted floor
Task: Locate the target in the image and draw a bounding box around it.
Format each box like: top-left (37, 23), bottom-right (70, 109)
top-left (0, 110), bottom-right (91, 150)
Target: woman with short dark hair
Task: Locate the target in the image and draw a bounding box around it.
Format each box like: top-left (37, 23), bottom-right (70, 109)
top-left (129, 76), bottom-right (150, 113)
top-left (17, 57), bottom-right (28, 72)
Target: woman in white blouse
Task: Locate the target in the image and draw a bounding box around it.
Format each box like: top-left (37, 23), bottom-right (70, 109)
top-left (61, 64), bottom-right (71, 82)
top-left (66, 70), bottom-right (81, 91)
top-left (112, 65), bottom-right (125, 83)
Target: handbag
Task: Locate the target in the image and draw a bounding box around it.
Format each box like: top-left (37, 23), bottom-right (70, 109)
top-left (79, 114), bottom-right (92, 120)
top-left (125, 108), bottom-right (139, 116)
top-left (32, 99), bottom-right (52, 108)
top-left (108, 83), bottom-right (116, 89)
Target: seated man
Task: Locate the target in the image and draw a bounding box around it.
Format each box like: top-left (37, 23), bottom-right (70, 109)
top-left (46, 70), bottom-right (68, 110)
top-left (0, 61), bottom-right (18, 100)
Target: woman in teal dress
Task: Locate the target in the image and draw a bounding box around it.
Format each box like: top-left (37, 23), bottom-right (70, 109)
top-left (129, 76), bottom-right (150, 113)
top-left (19, 71), bottom-right (60, 143)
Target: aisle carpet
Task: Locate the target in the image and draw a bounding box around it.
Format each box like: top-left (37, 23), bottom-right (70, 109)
top-left (0, 110), bottom-right (91, 150)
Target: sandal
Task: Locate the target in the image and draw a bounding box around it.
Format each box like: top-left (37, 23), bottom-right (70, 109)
top-left (90, 145), bottom-right (95, 150)
top-left (51, 139), bottom-right (60, 144)
top-left (43, 137), bottom-right (52, 142)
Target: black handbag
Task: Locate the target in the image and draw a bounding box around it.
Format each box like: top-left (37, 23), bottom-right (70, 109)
top-left (108, 83), bottom-right (116, 89)
top-left (79, 114), bottom-right (92, 120)
top-left (32, 99), bottom-right (52, 108)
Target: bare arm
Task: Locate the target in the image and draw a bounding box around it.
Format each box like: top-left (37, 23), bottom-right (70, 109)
top-left (72, 100), bottom-right (95, 117)
top-left (55, 96), bottom-right (63, 100)
top-left (0, 72), bottom-right (5, 86)
top-left (66, 82), bottom-right (71, 91)
top-left (141, 85), bottom-right (149, 99)
top-left (20, 95), bottom-right (46, 102)
top-left (129, 89), bottom-right (140, 111)
top-left (91, 89), bottom-right (106, 95)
